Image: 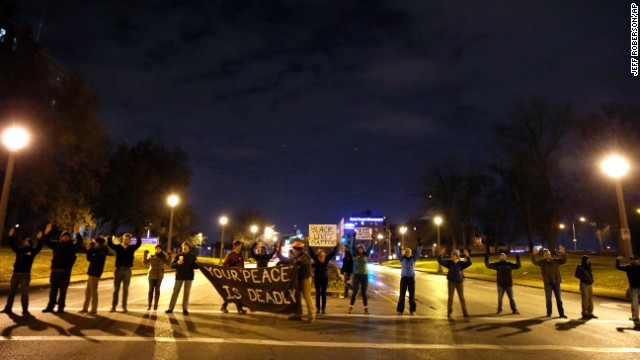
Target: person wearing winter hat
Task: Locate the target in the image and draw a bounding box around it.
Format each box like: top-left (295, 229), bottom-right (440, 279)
top-left (484, 251), bottom-right (521, 315)
top-left (574, 255), bottom-right (596, 319)
top-left (1, 225), bottom-right (49, 316)
top-left (438, 248), bottom-right (472, 318)
top-left (79, 236), bottom-right (109, 315)
top-left (288, 240), bottom-right (315, 322)
top-left (43, 225), bottom-right (84, 313)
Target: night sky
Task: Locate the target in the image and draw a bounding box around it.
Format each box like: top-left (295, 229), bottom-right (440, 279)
top-left (15, 1), bottom-right (638, 235)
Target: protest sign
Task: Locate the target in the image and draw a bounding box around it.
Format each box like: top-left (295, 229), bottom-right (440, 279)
top-left (309, 224), bottom-right (338, 247)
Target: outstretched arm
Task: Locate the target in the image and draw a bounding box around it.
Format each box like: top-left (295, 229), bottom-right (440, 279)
top-left (394, 245), bottom-right (401, 260)
top-left (413, 246), bottom-right (422, 261)
top-left (8, 227), bottom-right (18, 253)
top-left (513, 255), bottom-right (521, 269)
top-left (308, 246), bottom-right (318, 262)
top-left (327, 245), bottom-right (339, 260)
top-left (131, 231), bottom-right (142, 250)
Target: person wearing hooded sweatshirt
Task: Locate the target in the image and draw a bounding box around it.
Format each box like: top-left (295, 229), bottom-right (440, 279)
top-left (340, 247), bottom-right (354, 299)
top-left (250, 241), bottom-right (277, 268)
top-left (1, 225), bottom-right (49, 316)
top-left (616, 255), bottom-right (640, 324)
top-left (348, 240), bottom-right (374, 315)
top-left (575, 255), bottom-right (596, 320)
top-left (531, 246), bottom-right (567, 318)
top-left (143, 244), bottom-right (172, 310)
top-left (221, 240), bottom-right (247, 314)
top-left (394, 240), bottom-right (423, 315)
top-left (166, 242), bottom-right (198, 315)
top-left (438, 248), bottom-right (472, 318)
top-left (43, 225), bottom-right (83, 313)
top-left (79, 236), bottom-right (109, 315)
top-left (484, 252), bottom-right (521, 315)
top-left (286, 240), bottom-right (315, 322)
top-left (309, 245), bottom-right (339, 314)
top-left (107, 230), bottom-right (142, 312)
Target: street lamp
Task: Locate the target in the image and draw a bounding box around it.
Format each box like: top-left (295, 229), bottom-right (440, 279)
top-left (0, 126), bottom-right (29, 238)
top-left (250, 225), bottom-right (258, 242)
top-left (601, 155), bottom-right (633, 258)
top-left (377, 233), bottom-right (384, 265)
top-left (400, 226), bottom-right (407, 248)
top-left (434, 216), bottom-right (443, 273)
top-left (572, 217), bottom-right (586, 251)
top-left (219, 216), bottom-right (228, 264)
top-left (558, 223), bottom-right (566, 248)
top-left (166, 194), bottom-right (179, 252)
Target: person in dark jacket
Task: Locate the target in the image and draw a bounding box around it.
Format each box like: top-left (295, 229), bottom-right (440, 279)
top-left (340, 247), bottom-right (353, 299)
top-left (166, 242), bottom-right (198, 315)
top-left (220, 240), bottom-right (247, 314)
top-left (531, 246), bottom-right (567, 318)
top-left (250, 241), bottom-right (277, 268)
top-left (438, 249), bottom-right (472, 318)
top-left (484, 252), bottom-right (521, 315)
top-left (79, 236), bottom-right (109, 315)
top-left (616, 255), bottom-right (640, 324)
top-left (309, 245), bottom-right (339, 314)
top-left (144, 245), bottom-right (172, 310)
top-left (107, 231), bottom-right (142, 312)
top-left (1, 225), bottom-right (48, 316)
top-left (43, 225), bottom-right (83, 313)
top-left (394, 241), bottom-right (423, 315)
top-left (575, 255), bottom-right (596, 320)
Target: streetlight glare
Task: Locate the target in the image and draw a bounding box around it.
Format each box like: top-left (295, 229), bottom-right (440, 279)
top-left (219, 216), bottom-right (228, 225)
top-left (434, 216), bottom-right (443, 225)
top-left (2, 126), bottom-right (29, 151)
top-left (579, 217), bottom-right (586, 222)
top-left (559, 224), bottom-right (565, 229)
top-left (400, 226), bottom-right (407, 234)
top-left (250, 225), bottom-right (258, 233)
top-left (167, 194), bottom-right (179, 207)
top-left (601, 155), bottom-right (630, 179)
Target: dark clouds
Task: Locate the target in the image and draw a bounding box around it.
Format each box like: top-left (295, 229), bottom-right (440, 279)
top-left (17, 0), bottom-right (637, 234)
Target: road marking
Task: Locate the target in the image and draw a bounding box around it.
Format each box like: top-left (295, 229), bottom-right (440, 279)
top-left (1, 335), bottom-right (639, 352)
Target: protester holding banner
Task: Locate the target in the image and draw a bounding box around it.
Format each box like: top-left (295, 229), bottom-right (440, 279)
top-left (144, 245), bottom-right (172, 310)
top-left (309, 245), bottom-right (339, 314)
top-left (221, 240), bottom-right (247, 314)
top-left (348, 240), bottom-right (374, 315)
top-left (394, 240), bottom-right (423, 315)
top-left (165, 242), bottom-right (198, 315)
top-left (340, 247), bottom-right (353, 299)
top-left (286, 241), bottom-right (315, 322)
top-left (251, 241), bottom-right (277, 268)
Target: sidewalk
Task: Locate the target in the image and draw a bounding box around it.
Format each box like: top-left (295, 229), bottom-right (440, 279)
top-left (383, 263), bottom-right (628, 301)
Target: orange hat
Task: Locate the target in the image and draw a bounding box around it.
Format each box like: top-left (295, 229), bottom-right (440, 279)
top-left (292, 241), bottom-right (304, 249)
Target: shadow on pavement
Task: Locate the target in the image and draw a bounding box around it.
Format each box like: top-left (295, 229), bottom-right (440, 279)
top-left (554, 319), bottom-right (588, 331)
top-left (2, 312), bottom-right (68, 337)
top-left (616, 323), bottom-right (640, 333)
top-left (456, 316), bottom-right (549, 338)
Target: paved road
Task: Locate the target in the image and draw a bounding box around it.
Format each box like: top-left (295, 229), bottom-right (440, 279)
top-left (1, 264), bottom-right (639, 359)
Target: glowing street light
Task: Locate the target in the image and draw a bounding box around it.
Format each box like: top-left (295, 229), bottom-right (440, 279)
top-left (0, 126), bottom-right (30, 238)
top-left (572, 217), bottom-right (586, 251)
top-left (219, 216), bottom-right (228, 264)
top-left (250, 225), bottom-right (259, 242)
top-left (166, 194), bottom-right (180, 252)
top-left (558, 223), bottom-right (566, 247)
top-left (434, 216), bottom-right (443, 273)
top-left (601, 155), bottom-right (633, 258)
top-left (400, 226), bottom-right (408, 248)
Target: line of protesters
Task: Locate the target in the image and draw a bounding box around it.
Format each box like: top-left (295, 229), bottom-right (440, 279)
top-left (2, 225), bottom-right (640, 326)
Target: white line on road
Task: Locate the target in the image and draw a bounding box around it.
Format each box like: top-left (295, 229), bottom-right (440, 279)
top-left (1, 335), bottom-right (639, 352)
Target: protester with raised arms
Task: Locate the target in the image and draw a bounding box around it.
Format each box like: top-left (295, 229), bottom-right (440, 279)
top-left (144, 244), bottom-right (172, 310)
top-left (531, 246), bottom-right (567, 318)
top-left (107, 230), bottom-right (142, 313)
top-left (348, 240), bottom-right (374, 315)
top-left (221, 240), bottom-right (247, 314)
top-left (394, 240), bottom-right (422, 315)
top-left (251, 241), bottom-right (277, 268)
top-left (43, 224), bottom-right (83, 314)
top-left (484, 251), bottom-right (521, 315)
top-left (79, 235), bottom-right (109, 315)
top-left (438, 248), bottom-right (472, 318)
top-left (309, 244), bottom-right (339, 314)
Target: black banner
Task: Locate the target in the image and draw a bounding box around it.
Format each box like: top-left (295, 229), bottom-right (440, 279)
top-left (198, 264), bottom-right (301, 314)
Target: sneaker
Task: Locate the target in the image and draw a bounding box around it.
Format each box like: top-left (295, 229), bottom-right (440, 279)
top-left (308, 315), bottom-right (315, 323)
top-left (397, 312), bottom-right (402, 315)
top-left (364, 308), bottom-right (369, 315)
top-left (22, 311), bottom-right (32, 317)
top-left (339, 295), bottom-right (345, 299)
top-left (238, 309), bottom-right (247, 315)
top-left (109, 308), bottom-right (116, 313)
top-left (220, 306), bottom-right (229, 314)
top-left (348, 306), bottom-right (353, 314)
top-left (410, 311), bottom-right (415, 316)
top-left (546, 313), bottom-right (552, 317)
top-left (0, 308), bottom-right (12, 314)
top-left (42, 308), bottom-right (54, 313)
top-left (165, 309), bottom-right (173, 313)
top-left (497, 309), bottom-right (502, 314)
top-left (147, 307), bottom-right (151, 311)
top-left (88, 311), bottom-right (97, 316)
top-left (153, 306), bottom-right (158, 311)
top-left (559, 315), bottom-right (568, 319)
top-left (589, 314), bottom-right (598, 319)
top-left (513, 310), bottom-right (520, 315)
top-left (629, 317), bottom-right (640, 322)
top-left (78, 310), bottom-right (88, 314)
top-left (183, 310), bottom-right (189, 315)
top-left (56, 308), bottom-right (65, 314)
top-left (122, 307), bottom-right (128, 313)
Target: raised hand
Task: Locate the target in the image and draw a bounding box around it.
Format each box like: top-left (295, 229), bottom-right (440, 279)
top-left (9, 227), bottom-right (15, 237)
top-left (463, 249), bottom-right (469, 257)
top-left (558, 245), bottom-right (565, 254)
top-left (44, 223), bottom-right (53, 235)
top-left (73, 224), bottom-right (80, 234)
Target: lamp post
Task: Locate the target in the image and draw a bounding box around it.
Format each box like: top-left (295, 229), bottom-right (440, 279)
top-left (601, 155), bottom-right (633, 258)
top-left (558, 223), bottom-right (566, 248)
top-left (219, 216), bottom-right (228, 264)
top-left (434, 216), bottom-right (443, 273)
top-left (377, 233), bottom-right (384, 265)
top-left (400, 226), bottom-right (407, 248)
top-left (166, 195), bottom-right (179, 252)
top-left (572, 217), bottom-right (586, 251)
top-left (0, 126), bottom-right (29, 238)
top-left (250, 225), bottom-right (258, 242)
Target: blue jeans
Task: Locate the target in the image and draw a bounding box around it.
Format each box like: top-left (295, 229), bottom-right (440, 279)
top-left (350, 274), bottom-right (369, 307)
top-left (630, 287), bottom-right (639, 321)
top-left (544, 282), bottom-right (564, 316)
top-left (498, 286), bottom-right (517, 312)
top-left (112, 268), bottom-right (132, 309)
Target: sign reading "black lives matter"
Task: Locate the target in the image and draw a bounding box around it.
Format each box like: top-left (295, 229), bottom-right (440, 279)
top-left (198, 264), bottom-right (301, 314)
